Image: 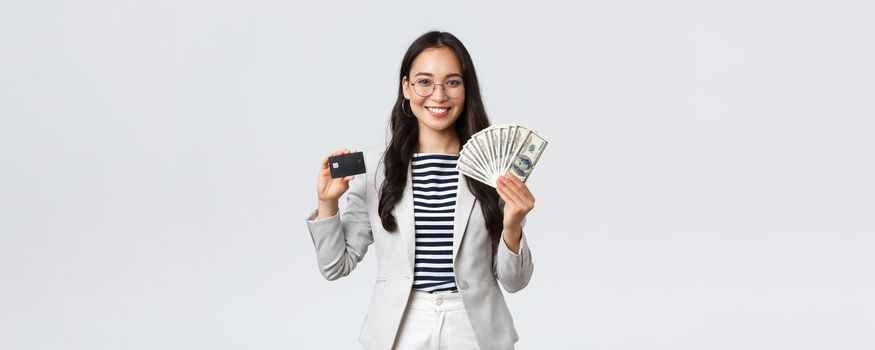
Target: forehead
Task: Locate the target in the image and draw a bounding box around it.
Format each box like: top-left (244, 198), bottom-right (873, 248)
top-left (410, 47), bottom-right (462, 77)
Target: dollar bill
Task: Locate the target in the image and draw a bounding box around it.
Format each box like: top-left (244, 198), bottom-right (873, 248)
top-left (457, 124), bottom-right (547, 188)
top-left (506, 130), bottom-right (547, 182)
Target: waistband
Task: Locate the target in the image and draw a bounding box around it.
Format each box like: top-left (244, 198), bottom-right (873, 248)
top-left (407, 290), bottom-right (465, 312)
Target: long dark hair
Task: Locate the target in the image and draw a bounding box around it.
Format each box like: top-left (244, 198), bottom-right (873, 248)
top-left (378, 31), bottom-right (503, 250)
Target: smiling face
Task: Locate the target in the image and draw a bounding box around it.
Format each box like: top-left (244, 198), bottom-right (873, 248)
top-left (402, 47), bottom-right (466, 135)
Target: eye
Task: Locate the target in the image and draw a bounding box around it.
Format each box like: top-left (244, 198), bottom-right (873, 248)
top-left (446, 79), bottom-right (463, 87)
top-left (415, 79), bottom-right (433, 86)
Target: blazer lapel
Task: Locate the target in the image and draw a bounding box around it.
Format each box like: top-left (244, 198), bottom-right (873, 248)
top-left (453, 176), bottom-right (476, 261)
top-left (397, 164), bottom-right (417, 273)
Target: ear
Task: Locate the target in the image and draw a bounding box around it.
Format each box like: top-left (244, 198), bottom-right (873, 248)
top-left (401, 76), bottom-right (411, 100)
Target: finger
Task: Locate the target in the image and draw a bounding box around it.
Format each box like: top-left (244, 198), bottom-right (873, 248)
top-left (319, 167), bottom-right (331, 178)
top-left (499, 176), bottom-right (524, 199)
top-left (509, 174), bottom-right (533, 197)
top-left (495, 181), bottom-right (510, 203)
top-left (503, 173), bottom-right (525, 190)
top-left (497, 179), bottom-right (523, 206)
top-left (504, 176), bottom-right (534, 209)
top-left (322, 149), bottom-right (353, 169)
top-left (331, 149), bottom-right (351, 157)
top-left (321, 151), bottom-right (339, 168)
top-left (504, 173), bottom-right (534, 200)
top-left (516, 181), bottom-right (534, 203)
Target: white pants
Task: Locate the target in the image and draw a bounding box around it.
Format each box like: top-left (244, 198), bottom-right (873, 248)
top-left (392, 290), bottom-right (480, 350)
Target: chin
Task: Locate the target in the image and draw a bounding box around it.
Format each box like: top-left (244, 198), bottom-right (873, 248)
top-left (418, 117), bottom-right (458, 132)
top-left (427, 121), bottom-right (455, 131)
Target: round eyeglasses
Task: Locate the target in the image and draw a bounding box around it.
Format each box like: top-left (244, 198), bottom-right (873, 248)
top-left (410, 78), bottom-right (465, 98)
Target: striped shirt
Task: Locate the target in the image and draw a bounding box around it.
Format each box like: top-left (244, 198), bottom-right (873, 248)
top-left (411, 153), bottom-right (460, 293)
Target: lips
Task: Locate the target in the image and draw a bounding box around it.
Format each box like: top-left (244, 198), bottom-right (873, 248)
top-left (425, 106), bottom-right (450, 117)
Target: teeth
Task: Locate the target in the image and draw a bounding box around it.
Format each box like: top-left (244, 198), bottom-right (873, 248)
top-left (427, 107), bottom-right (449, 113)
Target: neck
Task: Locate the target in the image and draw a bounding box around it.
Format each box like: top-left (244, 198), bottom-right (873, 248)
top-left (416, 126), bottom-right (460, 154)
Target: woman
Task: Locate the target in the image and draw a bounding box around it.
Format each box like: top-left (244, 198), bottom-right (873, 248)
top-left (306, 31), bottom-right (536, 350)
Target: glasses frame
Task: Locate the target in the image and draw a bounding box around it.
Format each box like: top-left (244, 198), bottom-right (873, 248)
top-left (409, 78), bottom-right (465, 98)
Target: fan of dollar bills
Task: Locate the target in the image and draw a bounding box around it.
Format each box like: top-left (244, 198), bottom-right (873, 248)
top-left (456, 124), bottom-right (548, 188)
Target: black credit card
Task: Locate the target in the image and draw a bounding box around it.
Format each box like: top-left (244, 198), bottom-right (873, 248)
top-left (328, 151), bottom-right (366, 178)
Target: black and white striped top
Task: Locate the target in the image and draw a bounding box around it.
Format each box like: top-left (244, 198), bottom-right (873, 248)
top-left (411, 153), bottom-right (459, 293)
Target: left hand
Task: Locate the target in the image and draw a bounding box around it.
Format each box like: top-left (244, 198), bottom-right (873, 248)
top-left (496, 173), bottom-right (536, 230)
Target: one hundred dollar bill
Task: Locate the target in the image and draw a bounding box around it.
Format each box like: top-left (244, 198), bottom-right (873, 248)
top-left (504, 130), bottom-right (547, 183)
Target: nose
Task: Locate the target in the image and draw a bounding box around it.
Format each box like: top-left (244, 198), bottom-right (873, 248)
top-left (430, 84), bottom-right (450, 102)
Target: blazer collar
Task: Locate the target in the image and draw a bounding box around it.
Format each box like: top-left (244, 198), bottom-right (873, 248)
top-left (396, 165), bottom-right (476, 273)
top-left (451, 173), bottom-right (476, 260)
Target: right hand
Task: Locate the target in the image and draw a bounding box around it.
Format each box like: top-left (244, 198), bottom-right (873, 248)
top-left (317, 149), bottom-right (357, 205)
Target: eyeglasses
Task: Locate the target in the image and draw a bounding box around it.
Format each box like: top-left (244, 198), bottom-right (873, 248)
top-left (410, 78), bottom-right (465, 98)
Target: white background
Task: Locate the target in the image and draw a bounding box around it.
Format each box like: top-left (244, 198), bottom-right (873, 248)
top-left (2, 0), bottom-right (873, 349)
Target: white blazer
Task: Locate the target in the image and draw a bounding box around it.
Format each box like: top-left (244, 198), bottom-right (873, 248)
top-left (306, 149), bottom-right (534, 350)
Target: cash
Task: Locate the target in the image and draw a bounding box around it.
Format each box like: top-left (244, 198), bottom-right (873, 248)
top-left (457, 124), bottom-right (548, 188)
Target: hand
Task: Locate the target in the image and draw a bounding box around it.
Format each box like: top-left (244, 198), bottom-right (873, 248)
top-left (496, 173), bottom-right (535, 231)
top-left (316, 149), bottom-right (356, 218)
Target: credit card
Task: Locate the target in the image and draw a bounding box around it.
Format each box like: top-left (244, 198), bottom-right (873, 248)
top-left (328, 151), bottom-right (366, 178)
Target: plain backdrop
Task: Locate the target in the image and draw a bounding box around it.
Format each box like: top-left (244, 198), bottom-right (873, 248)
top-left (2, 0), bottom-right (874, 349)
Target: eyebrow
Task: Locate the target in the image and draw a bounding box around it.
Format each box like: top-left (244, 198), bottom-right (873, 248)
top-left (414, 72), bottom-right (463, 79)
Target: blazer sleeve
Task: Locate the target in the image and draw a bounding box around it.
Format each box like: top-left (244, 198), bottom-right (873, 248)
top-left (305, 173), bottom-right (373, 281)
top-left (493, 217), bottom-right (534, 293)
